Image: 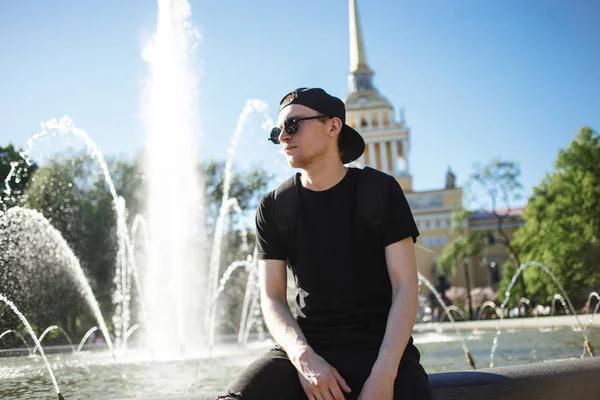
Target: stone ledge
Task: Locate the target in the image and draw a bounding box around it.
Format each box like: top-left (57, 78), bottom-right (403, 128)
top-left (413, 313), bottom-right (600, 333)
top-left (131, 357), bottom-right (600, 400)
top-left (430, 357), bottom-right (600, 400)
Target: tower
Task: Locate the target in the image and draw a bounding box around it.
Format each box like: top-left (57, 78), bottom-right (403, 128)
top-left (345, 0), bottom-right (413, 191)
top-left (342, 1), bottom-right (523, 293)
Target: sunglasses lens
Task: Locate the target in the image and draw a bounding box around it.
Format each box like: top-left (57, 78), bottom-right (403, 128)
top-left (269, 127), bottom-right (281, 144)
top-left (284, 118), bottom-right (299, 134)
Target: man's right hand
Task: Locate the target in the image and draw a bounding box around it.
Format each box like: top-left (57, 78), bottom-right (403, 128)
top-left (292, 347), bottom-right (352, 400)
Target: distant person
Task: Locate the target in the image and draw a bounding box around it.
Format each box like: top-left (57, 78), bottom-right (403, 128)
top-left (435, 275), bottom-right (450, 305)
top-left (429, 275), bottom-right (450, 319)
top-left (216, 88), bottom-right (432, 399)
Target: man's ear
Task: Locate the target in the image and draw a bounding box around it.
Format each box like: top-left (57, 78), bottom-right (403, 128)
top-left (329, 117), bottom-right (343, 137)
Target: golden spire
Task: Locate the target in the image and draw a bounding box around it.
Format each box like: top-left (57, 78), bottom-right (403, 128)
top-left (349, 0), bottom-right (371, 73)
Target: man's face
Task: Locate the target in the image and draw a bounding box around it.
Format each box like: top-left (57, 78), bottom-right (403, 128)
top-left (276, 104), bottom-right (330, 169)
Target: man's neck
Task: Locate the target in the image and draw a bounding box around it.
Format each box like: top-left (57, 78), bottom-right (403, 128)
top-left (300, 160), bottom-right (348, 191)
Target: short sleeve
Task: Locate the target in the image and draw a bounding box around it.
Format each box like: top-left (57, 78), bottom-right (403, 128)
top-left (383, 177), bottom-right (420, 246)
top-left (255, 192), bottom-right (288, 260)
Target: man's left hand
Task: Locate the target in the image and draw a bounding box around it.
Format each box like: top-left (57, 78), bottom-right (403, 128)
top-left (357, 367), bottom-right (395, 400)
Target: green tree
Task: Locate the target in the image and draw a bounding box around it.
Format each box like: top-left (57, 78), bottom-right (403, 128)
top-left (1, 151), bottom-right (271, 339)
top-left (511, 127), bottom-right (600, 307)
top-left (202, 159), bottom-right (271, 228)
top-left (438, 208), bottom-right (487, 319)
top-left (468, 159), bottom-right (526, 297)
top-left (1, 154), bottom-right (114, 340)
top-left (0, 144), bottom-right (38, 208)
top-left (20, 154), bottom-right (149, 334)
top-left (202, 159), bottom-right (270, 333)
top-left (22, 156), bottom-right (118, 336)
top-left (107, 156), bottom-right (146, 223)
top-left (495, 261), bottom-right (525, 309)
top-left (0, 205), bottom-right (83, 344)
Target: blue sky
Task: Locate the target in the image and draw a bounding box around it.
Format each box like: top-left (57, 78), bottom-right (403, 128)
top-left (1, 0), bottom-right (599, 206)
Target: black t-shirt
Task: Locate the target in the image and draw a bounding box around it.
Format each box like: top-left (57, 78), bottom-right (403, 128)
top-left (255, 167), bottom-right (419, 351)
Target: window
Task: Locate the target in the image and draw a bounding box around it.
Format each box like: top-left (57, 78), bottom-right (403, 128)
top-left (422, 235), bottom-right (448, 248)
top-left (371, 112), bottom-right (379, 128)
top-left (347, 115), bottom-right (356, 129)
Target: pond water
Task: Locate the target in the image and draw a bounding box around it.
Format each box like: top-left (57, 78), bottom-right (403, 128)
top-left (1, 327), bottom-right (598, 400)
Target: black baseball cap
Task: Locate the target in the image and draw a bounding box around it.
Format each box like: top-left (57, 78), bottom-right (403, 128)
top-left (278, 87), bottom-right (365, 164)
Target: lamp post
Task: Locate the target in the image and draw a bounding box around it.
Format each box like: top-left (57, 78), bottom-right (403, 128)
top-left (463, 256), bottom-right (474, 320)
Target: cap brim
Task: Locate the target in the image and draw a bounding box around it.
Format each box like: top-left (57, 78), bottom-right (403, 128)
top-left (341, 124), bottom-right (365, 164)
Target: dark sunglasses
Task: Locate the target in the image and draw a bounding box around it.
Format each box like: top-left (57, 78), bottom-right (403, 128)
top-left (268, 115), bottom-right (327, 144)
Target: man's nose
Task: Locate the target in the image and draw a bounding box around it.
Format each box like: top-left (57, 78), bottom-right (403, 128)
top-left (279, 128), bottom-right (291, 143)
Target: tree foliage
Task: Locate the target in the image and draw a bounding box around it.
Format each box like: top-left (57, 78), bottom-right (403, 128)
top-left (511, 127), bottom-right (600, 306)
top-left (201, 159), bottom-right (270, 333)
top-left (469, 160), bottom-right (523, 211)
top-left (439, 159), bottom-right (527, 315)
top-left (495, 261), bottom-right (525, 308)
top-left (202, 159), bottom-right (271, 229)
top-left (438, 208), bottom-right (487, 277)
top-left (0, 149), bottom-right (271, 340)
top-left (468, 159), bottom-right (525, 268)
top-left (0, 144), bottom-right (38, 208)
top-left (22, 156), bottom-right (118, 334)
top-left (437, 207), bottom-right (488, 319)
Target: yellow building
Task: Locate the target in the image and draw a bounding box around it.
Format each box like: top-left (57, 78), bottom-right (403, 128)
top-left (344, 0), bottom-right (522, 291)
top-left (465, 207), bottom-right (525, 289)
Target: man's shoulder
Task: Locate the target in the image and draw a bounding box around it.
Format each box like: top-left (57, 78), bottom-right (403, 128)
top-left (258, 189), bottom-right (276, 209)
top-left (257, 173), bottom-right (299, 209)
top-left (356, 166), bottom-right (393, 180)
top-left (352, 167), bottom-right (394, 196)
top-left (271, 173), bottom-right (302, 201)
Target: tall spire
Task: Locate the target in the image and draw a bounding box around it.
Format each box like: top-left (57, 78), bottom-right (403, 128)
top-left (349, 0), bottom-right (370, 73)
top-left (348, 0), bottom-right (374, 93)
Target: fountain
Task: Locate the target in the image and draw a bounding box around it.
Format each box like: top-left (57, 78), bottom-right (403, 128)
top-left (0, 206), bottom-right (115, 354)
top-left (206, 99), bottom-right (272, 349)
top-left (141, 0), bottom-right (205, 353)
top-left (439, 305), bottom-right (469, 323)
top-left (2, 0), bottom-right (275, 356)
top-left (550, 294), bottom-right (570, 316)
top-left (0, 114), bottom-right (598, 400)
top-left (0, 294), bottom-right (64, 400)
top-left (418, 273), bottom-right (477, 369)
top-left (518, 297), bottom-right (533, 315)
top-left (131, 214), bottom-right (150, 253)
top-left (76, 326), bottom-right (99, 353)
top-left (488, 261), bottom-right (594, 368)
top-left (478, 300), bottom-right (502, 319)
top-left (586, 292), bottom-right (600, 316)
top-left (237, 255), bottom-right (260, 346)
top-left (584, 292), bottom-right (599, 357)
top-left (6, 117), bottom-right (141, 349)
top-left (0, 329), bottom-right (31, 354)
top-left (125, 324), bottom-right (142, 343)
top-left (32, 325), bottom-right (75, 354)
top-left (1, 0), bottom-right (599, 398)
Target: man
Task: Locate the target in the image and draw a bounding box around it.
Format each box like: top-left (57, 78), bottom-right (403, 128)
top-left (218, 88), bottom-right (432, 400)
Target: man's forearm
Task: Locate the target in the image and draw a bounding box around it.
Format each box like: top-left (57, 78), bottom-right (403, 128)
top-left (261, 296), bottom-right (311, 363)
top-left (373, 282), bottom-right (419, 376)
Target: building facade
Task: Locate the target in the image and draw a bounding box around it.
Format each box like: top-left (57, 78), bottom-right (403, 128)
top-left (344, 0), bottom-right (522, 291)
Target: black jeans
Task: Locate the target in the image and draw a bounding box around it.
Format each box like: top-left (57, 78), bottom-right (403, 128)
top-left (216, 344), bottom-right (432, 400)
